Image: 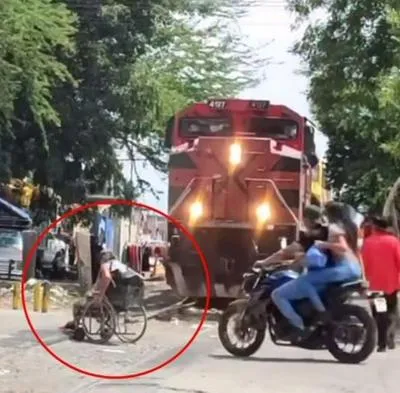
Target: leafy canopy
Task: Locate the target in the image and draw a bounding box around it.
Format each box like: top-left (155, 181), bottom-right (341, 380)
top-left (0, 0), bottom-right (77, 133)
top-left (288, 0), bottom-right (400, 211)
top-left (0, 0), bottom-right (266, 221)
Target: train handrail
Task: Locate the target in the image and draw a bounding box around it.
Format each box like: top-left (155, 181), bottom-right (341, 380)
top-left (244, 177), bottom-right (300, 226)
top-left (170, 175), bottom-right (300, 227)
top-left (169, 176), bottom-right (218, 216)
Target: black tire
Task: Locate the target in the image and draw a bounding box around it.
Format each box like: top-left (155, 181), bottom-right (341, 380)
top-left (327, 304), bottom-right (377, 364)
top-left (73, 327), bottom-right (85, 342)
top-left (81, 299), bottom-right (116, 344)
top-left (218, 299), bottom-right (266, 357)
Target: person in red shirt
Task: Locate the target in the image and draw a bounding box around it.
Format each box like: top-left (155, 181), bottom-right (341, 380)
top-left (361, 215), bottom-right (400, 352)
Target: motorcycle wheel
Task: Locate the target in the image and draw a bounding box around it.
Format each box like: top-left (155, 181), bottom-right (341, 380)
top-left (327, 304), bottom-right (377, 364)
top-left (218, 299), bottom-right (266, 357)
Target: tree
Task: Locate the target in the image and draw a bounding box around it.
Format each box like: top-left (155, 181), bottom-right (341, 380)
top-left (288, 0), bottom-right (399, 211)
top-left (0, 0), bottom-right (77, 182)
top-left (379, 7), bottom-right (400, 155)
top-left (0, 0), bottom-right (267, 221)
top-left (117, 0), bottom-right (268, 196)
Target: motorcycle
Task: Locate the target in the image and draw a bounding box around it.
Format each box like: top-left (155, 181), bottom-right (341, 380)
top-left (218, 263), bottom-right (378, 364)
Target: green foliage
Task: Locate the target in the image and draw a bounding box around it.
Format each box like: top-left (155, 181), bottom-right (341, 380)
top-left (0, 0), bottom-right (77, 135)
top-left (0, 0), bottom-right (265, 222)
top-left (378, 7), bottom-right (400, 155)
top-left (289, 0), bottom-right (400, 211)
top-left (117, 0), bottom-right (267, 196)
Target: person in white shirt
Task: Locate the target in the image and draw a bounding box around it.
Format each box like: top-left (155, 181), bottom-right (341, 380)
top-left (63, 250), bottom-right (129, 331)
top-left (92, 250), bottom-right (129, 299)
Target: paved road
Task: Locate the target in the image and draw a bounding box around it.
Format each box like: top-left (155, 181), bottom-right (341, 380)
top-left (66, 331), bottom-right (400, 393)
top-left (0, 307), bottom-right (399, 393)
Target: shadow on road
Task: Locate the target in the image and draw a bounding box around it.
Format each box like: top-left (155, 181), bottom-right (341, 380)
top-left (210, 354), bottom-right (343, 365)
top-left (0, 328), bottom-right (63, 349)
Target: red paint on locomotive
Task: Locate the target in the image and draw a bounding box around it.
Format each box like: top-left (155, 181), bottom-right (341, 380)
top-left (164, 99), bottom-right (320, 299)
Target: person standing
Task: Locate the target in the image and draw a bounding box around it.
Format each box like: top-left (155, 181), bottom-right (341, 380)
top-left (361, 215), bottom-right (400, 352)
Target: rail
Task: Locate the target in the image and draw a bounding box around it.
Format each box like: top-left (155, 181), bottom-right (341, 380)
top-left (169, 176), bottom-right (219, 216)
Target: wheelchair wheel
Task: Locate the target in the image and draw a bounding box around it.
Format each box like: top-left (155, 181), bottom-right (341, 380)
top-left (115, 303), bottom-right (148, 344)
top-left (81, 298), bottom-right (116, 344)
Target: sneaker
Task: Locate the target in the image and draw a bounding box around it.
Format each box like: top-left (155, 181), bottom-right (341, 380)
top-left (313, 311), bottom-right (331, 325)
top-left (288, 327), bottom-right (312, 344)
top-left (377, 346), bottom-right (386, 353)
top-left (63, 321), bottom-right (75, 330)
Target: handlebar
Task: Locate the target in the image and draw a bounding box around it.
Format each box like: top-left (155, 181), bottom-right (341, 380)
top-left (251, 262), bottom-right (286, 274)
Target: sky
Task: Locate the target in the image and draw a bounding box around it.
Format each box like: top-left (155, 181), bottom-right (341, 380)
top-left (122, 2), bottom-right (328, 212)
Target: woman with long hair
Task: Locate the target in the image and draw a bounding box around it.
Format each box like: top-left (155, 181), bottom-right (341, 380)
top-left (299, 202), bottom-right (363, 311)
top-left (270, 201), bottom-right (363, 340)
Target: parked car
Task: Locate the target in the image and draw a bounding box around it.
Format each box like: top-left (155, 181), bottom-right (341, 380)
top-left (37, 233), bottom-right (69, 280)
top-left (0, 229), bottom-right (23, 279)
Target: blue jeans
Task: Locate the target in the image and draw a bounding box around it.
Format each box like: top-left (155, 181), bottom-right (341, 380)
top-left (271, 261), bottom-right (362, 329)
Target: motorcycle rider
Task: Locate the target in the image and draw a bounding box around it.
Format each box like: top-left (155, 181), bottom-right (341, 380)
top-left (255, 202), bottom-right (362, 341)
top-left (255, 204), bottom-right (327, 269)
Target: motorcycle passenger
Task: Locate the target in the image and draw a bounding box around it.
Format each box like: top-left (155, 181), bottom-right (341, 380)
top-left (270, 202), bottom-right (362, 340)
top-left (306, 201), bottom-right (362, 292)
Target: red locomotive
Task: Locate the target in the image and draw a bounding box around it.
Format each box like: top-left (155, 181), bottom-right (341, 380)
top-left (164, 98), bottom-right (327, 300)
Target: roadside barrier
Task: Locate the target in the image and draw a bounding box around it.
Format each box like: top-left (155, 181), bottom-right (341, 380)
top-left (41, 281), bottom-right (51, 313)
top-left (12, 282), bottom-right (21, 310)
top-left (11, 280), bottom-right (51, 313)
top-left (32, 281), bottom-right (44, 312)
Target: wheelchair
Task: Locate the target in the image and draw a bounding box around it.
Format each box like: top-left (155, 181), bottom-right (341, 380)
top-left (72, 273), bottom-right (147, 344)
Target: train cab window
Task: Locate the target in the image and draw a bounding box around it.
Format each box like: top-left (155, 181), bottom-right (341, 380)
top-left (304, 125), bottom-right (316, 154)
top-left (249, 118), bottom-right (298, 139)
top-left (179, 117), bottom-right (232, 137)
top-left (304, 125), bottom-right (318, 167)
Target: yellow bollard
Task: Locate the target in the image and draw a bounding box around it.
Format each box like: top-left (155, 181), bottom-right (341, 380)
top-left (41, 281), bottom-right (51, 313)
top-left (33, 282), bottom-right (43, 312)
top-left (12, 282), bottom-right (22, 310)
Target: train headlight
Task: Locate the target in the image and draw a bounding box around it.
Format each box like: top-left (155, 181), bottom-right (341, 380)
top-left (256, 203), bottom-right (271, 222)
top-left (189, 201), bottom-right (203, 221)
top-left (229, 143), bottom-right (242, 165)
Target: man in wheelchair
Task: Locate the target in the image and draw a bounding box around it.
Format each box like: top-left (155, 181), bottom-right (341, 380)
top-left (63, 250), bottom-right (139, 331)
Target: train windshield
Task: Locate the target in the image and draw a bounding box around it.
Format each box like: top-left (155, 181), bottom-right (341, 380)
top-left (179, 117), bottom-right (232, 137)
top-left (248, 118), bottom-right (298, 140)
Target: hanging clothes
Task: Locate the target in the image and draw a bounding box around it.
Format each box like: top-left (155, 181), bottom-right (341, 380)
top-left (121, 243), bottom-right (129, 265)
top-left (128, 244), bottom-right (140, 272)
top-left (97, 216), bottom-right (106, 247)
top-left (105, 218), bottom-right (114, 251)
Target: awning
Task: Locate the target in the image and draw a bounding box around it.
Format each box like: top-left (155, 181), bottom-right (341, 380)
top-left (0, 197), bottom-right (32, 229)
